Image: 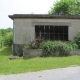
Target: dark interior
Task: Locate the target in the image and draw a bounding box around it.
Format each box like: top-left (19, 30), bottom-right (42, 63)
top-left (35, 25), bottom-right (68, 41)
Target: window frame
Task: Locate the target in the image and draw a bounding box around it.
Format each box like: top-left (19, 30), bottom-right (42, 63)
top-left (35, 25), bottom-right (68, 41)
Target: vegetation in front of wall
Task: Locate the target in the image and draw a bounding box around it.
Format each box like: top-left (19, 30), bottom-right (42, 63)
top-left (74, 30), bottom-right (80, 48)
top-left (65, 42), bottom-right (78, 50)
top-left (42, 41), bottom-right (78, 57)
top-left (30, 38), bottom-right (44, 49)
top-left (24, 44), bottom-right (30, 49)
top-left (24, 38), bottom-right (44, 49)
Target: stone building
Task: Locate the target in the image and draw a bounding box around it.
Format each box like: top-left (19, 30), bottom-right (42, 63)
top-left (9, 14), bottom-right (80, 56)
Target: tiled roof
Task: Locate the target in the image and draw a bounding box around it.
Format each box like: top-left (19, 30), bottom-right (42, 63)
top-left (8, 14), bottom-right (80, 20)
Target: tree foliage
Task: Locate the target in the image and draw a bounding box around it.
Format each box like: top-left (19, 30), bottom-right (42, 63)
top-left (0, 29), bottom-right (6, 36)
top-left (0, 28), bottom-right (13, 37)
top-left (48, 0), bottom-right (80, 15)
top-left (6, 27), bottom-right (13, 33)
top-left (0, 27), bottom-right (13, 46)
top-left (4, 33), bottom-right (13, 46)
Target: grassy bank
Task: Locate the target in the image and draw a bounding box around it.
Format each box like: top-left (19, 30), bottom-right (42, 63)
top-left (0, 47), bottom-right (80, 74)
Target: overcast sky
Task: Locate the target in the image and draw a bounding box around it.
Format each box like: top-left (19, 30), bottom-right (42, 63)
top-left (0, 0), bottom-right (56, 29)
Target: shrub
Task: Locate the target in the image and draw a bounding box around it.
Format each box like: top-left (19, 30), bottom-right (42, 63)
top-left (4, 33), bottom-right (13, 46)
top-left (41, 41), bottom-right (53, 56)
top-left (74, 30), bottom-right (80, 48)
top-left (42, 41), bottom-right (78, 57)
top-left (66, 42), bottom-right (78, 50)
top-left (26, 38), bottom-right (44, 49)
top-left (23, 38), bottom-right (44, 49)
top-left (24, 44), bottom-right (30, 50)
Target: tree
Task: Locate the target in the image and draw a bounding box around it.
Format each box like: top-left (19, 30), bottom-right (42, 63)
top-left (48, 0), bottom-right (80, 15)
top-left (0, 28), bottom-right (13, 47)
top-left (6, 27), bottom-right (13, 33)
top-left (0, 29), bottom-right (6, 36)
top-left (4, 33), bottom-right (13, 46)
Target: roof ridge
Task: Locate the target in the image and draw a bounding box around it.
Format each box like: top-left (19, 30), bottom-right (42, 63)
top-left (8, 14), bottom-right (80, 20)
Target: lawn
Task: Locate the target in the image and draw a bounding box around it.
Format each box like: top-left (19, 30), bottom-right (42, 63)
top-left (0, 47), bottom-right (80, 74)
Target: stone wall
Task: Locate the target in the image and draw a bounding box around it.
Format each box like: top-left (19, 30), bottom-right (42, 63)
top-left (70, 49), bottom-right (80, 56)
top-left (23, 49), bottom-right (42, 58)
top-left (23, 49), bottom-right (80, 58)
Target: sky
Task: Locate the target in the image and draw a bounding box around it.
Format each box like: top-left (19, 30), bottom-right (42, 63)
top-left (0, 0), bottom-right (56, 29)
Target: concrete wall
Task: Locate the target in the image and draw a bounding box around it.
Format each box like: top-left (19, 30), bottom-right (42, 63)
top-left (23, 49), bottom-right (42, 58)
top-left (13, 18), bottom-right (80, 44)
top-left (23, 49), bottom-right (80, 58)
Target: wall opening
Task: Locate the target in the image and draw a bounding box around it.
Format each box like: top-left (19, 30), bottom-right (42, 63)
top-left (35, 25), bottom-right (68, 41)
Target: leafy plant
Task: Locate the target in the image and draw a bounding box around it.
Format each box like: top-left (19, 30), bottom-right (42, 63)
top-left (23, 38), bottom-right (44, 49)
top-left (66, 42), bottom-right (78, 50)
top-left (29, 38), bottom-right (44, 49)
top-left (24, 44), bottom-right (30, 49)
top-left (4, 33), bottom-right (13, 46)
top-left (74, 30), bottom-right (80, 48)
top-left (42, 41), bottom-right (78, 57)
top-left (42, 41), bottom-right (53, 56)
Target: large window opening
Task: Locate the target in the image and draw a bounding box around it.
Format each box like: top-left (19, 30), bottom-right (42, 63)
top-left (35, 25), bottom-right (68, 41)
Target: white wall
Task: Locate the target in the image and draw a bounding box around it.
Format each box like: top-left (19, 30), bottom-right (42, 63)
top-left (13, 18), bottom-right (80, 44)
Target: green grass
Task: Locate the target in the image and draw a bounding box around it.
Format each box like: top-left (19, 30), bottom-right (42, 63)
top-left (0, 47), bottom-right (80, 74)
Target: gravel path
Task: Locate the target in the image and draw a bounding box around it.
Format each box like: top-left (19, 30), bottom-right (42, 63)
top-left (0, 66), bottom-right (80, 80)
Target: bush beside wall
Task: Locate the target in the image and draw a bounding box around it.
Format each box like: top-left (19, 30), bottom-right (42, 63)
top-left (42, 41), bottom-right (78, 57)
top-left (74, 30), bottom-right (80, 48)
